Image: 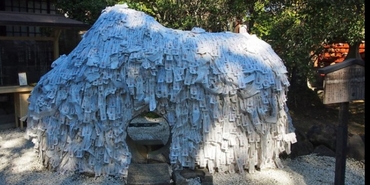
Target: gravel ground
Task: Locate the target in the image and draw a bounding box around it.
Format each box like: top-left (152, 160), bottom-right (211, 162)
top-left (0, 128), bottom-right (365, 185)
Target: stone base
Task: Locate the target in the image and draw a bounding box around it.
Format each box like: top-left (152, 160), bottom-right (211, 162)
top-left (127, 163), bottom-right (172, 185)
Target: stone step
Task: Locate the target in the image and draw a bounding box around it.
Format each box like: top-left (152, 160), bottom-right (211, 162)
top-left (173, 168), bottom-right (214, 185)
top-left (127, 163), bottom-right (172, 185)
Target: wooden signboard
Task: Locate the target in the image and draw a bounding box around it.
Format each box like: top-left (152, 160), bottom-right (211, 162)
top-left (322, 64), bottom-right (364, 104)
top-left (318, 58), bottom-right (365, 105)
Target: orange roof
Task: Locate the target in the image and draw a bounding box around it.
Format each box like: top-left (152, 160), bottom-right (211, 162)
top-left (318, 42), bottom-right (365, 65)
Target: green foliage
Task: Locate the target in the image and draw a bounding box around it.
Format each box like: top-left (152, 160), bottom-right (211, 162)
top-left (144, 112), bottom-right (161, 118)
top-left (301, 0), bottom-right (365, 45)
top-left (55, 0), bottom-right (119, 24)
top-left (259, 0), bottom-right (364, 104)
top-left (119, 0), bottom-right (252, 31)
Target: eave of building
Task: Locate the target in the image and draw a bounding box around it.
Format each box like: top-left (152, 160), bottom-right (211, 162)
top-left (0, 11), bottom-right (91, 29)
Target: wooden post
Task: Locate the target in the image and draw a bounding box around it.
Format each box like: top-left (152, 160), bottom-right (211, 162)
top-left (334, 102), bottom-right (349, 185)
top-left (53, 29), bottom-right (62, 60)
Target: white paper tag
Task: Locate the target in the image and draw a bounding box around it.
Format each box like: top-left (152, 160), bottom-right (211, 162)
top-left (18, 72), bottom-right (27, 86)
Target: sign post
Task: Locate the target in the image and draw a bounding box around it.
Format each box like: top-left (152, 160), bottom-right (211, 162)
top-left (318, 58), bottom-right (364, 185)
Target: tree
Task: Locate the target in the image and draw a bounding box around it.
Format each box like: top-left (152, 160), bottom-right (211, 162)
top-left (119, 0), bottom-right (252, 32)
top-left (240, 0), bottom-right (364, 105)
top-left (262, 0), bottom-right (365, 93)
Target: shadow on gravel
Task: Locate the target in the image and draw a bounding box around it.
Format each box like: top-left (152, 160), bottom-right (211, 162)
top-left (0, 128), bottom-right (126, 185)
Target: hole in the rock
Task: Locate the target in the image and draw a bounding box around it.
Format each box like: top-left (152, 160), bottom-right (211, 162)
top-left (127, 112), bottom-right (171, 163)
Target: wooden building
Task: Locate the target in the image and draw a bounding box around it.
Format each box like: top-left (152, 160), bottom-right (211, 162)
top-left (0, 0), bottom-right (90, 129)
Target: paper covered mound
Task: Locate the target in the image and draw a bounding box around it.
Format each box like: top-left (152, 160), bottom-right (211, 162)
top-left (25, 4), bottom-right (296, 178)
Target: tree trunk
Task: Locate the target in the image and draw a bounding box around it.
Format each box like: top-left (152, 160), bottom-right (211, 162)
top-left (345, 41), bottom-right (362, 60)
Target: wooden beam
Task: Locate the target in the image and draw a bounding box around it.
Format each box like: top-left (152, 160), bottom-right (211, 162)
top-left (53, 29), bottom-right (62, 60)
top-left (0, 85), bottom-right (34, 94)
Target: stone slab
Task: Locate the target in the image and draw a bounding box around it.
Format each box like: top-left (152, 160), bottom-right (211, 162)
top-left (127, 163), bottom-right (171, 185)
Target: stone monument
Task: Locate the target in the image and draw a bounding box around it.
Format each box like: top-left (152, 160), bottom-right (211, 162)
top-left (24, 4), bottom-right (296, 179)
